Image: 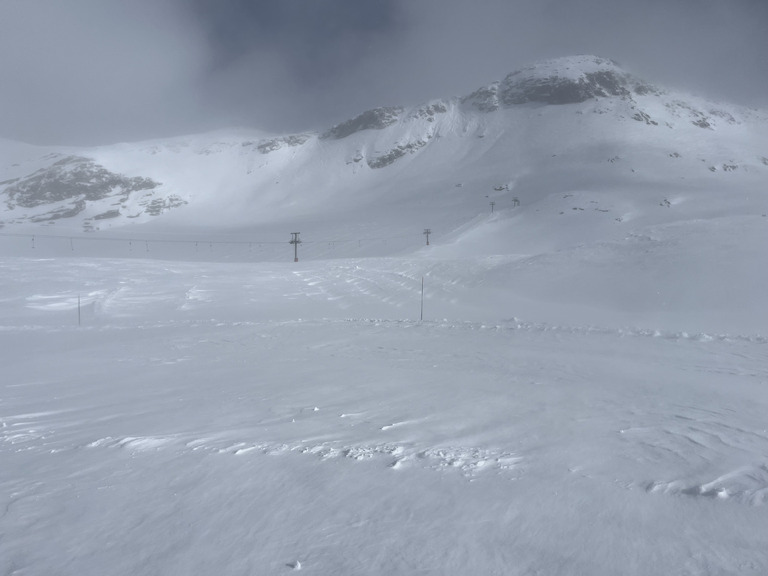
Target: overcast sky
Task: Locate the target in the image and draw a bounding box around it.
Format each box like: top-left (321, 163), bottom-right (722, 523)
top-left (1, 0), bottom-right (766, 146)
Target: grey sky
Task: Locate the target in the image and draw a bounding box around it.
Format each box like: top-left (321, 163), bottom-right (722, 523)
top-left (1, 0), bottom-right (766, 145)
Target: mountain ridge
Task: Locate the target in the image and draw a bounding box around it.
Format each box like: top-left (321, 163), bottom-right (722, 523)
top-left (1, 55), bottom-right (766, 241)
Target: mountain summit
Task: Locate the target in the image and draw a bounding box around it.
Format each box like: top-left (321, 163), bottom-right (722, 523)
top-left (462, 55), bottom-right (658, 111)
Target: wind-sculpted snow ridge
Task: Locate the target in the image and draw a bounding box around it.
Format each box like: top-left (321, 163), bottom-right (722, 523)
top-left (82, 435), bottom-right (523, 478)
top-left (622, 413), bottom-right (768, 507)
top-left (646, 466), bottom-right (768, 507)
top-left (234, 442), bottom-right (522, 478)
top-left (0, 384), bottom-right (520, 481)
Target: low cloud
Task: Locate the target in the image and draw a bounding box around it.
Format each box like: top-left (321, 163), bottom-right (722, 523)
top-left (1, 0), bottom-right (765, 145)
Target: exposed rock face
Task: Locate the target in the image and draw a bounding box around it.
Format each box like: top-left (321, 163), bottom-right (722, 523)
top-left (4, 155), bottom-right (158, 210)
top-left (253, 134), bottom-right (311, 154)
top-left (29, 200), bottom-right (87, 223)
top-left (407, 102), bottom-right (448, 122)
top-left (142, 195), bottom-right (187, 216)
top-left (462, 56), bottom-right (661, 111)
top-left (1, 155), bottom-right (172, 224)
top-left (461, 85), bottom-right (501, 112)
top-left (322, 107), bottom-right (404, 140)
top-left (367, 139), bottom-right (430, 169)
top-left (500, 69), bottom-right (632, 105)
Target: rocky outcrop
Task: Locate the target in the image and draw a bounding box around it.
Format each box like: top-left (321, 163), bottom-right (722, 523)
top-left (367, 139), bottom-right (429, 169)
top-left (463, 56), bottom-right (662, 111)
top-left (251, 134), bottom-right (311, 154)
top-left (4, 155), bottom-right (158, 210)
top-left (1, 155), bottom-right (172, 224)
top-left (322, 107), bottom-right (404, 140)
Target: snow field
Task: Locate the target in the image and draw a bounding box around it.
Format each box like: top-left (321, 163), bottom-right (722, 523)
top-left (2, 254), bottom-right (767, 575)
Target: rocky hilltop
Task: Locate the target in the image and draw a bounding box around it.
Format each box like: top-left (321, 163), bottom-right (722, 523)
top-left (463, 55), bottom-right (660, 110)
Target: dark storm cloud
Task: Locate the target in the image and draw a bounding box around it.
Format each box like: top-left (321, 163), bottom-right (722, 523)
top-left (384, 0), bottom-right (768, 109)
top-left (186, 0), bottom-right (408, 134)
top-left (0, 0), bottom-right (765, 146)
top-left (191, 0), bottom-right (402, 75)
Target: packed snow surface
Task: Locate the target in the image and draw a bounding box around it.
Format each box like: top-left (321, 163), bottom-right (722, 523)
top-left (2, 248), bottom-right (767, 575)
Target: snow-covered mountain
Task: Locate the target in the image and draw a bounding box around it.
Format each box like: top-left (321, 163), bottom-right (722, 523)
top-left (2, 55), bottom-right (766, 243)
top-left (1, 55), bottom-right (767, 333)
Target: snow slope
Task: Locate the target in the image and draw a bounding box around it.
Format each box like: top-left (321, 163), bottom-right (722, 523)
top-left (1, 56), bottom-right (768, 575)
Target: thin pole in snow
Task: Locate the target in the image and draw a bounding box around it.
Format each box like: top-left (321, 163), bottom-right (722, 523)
top-left (420, 276), bottom-right (424, 322)
top-left (78, 294), bottom-right (81, 326)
